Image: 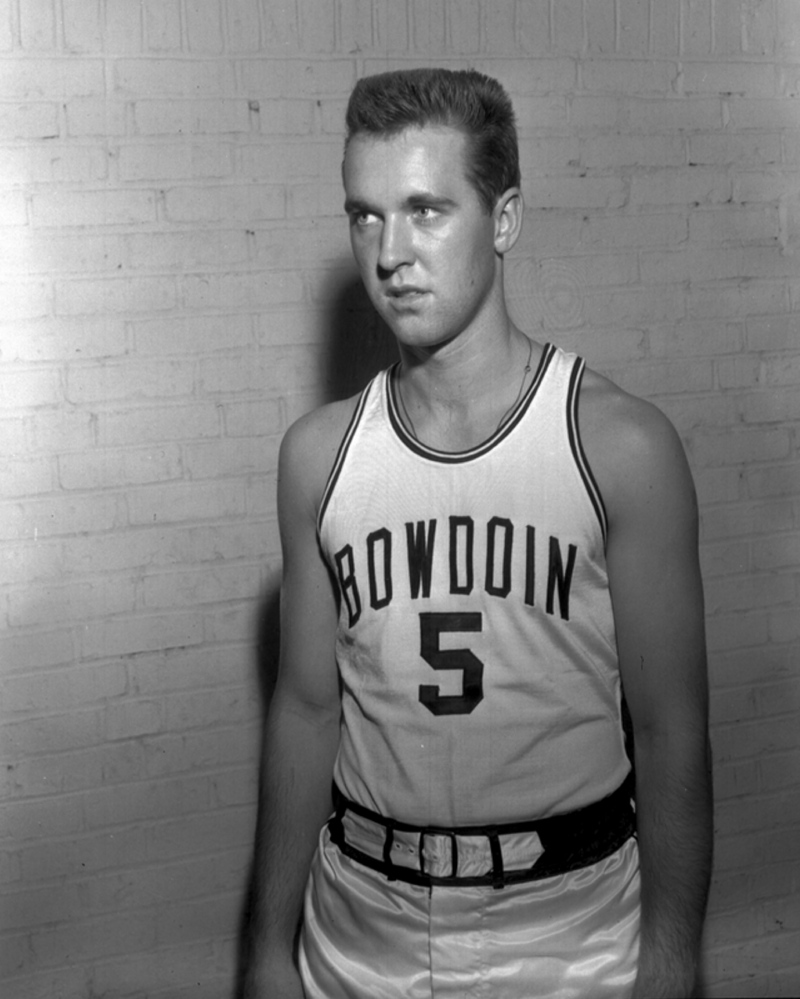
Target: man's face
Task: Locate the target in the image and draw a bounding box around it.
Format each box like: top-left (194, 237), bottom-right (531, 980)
top-left (342, 126), bottom-right (501, 351)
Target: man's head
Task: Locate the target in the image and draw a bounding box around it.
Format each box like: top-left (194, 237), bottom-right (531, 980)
top-left (345, 68), bottom-right (520, 214)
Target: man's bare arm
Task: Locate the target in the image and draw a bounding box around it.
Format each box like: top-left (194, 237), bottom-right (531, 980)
top-left (585, 383), bottom-right (713, 998)
top-left (242, 411), bottom-right (346, 998)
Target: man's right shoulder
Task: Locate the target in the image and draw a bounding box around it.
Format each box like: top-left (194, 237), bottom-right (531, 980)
top-left (279, 393), bottom-right (363, 515)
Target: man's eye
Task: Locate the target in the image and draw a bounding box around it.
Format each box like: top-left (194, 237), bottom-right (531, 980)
top-left (351, 211), bottom-right (376, 226)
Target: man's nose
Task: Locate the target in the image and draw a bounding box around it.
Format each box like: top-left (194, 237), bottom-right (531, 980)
top-left (377, 215), bottom-right (414, 272)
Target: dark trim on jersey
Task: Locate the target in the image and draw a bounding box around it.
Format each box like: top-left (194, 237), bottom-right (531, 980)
top-left (317, 381), bottom-right (374, 535)
top-left (566, 359), bottom-right (609, 547)
top-left (386, 342), bottom-right (557, 464)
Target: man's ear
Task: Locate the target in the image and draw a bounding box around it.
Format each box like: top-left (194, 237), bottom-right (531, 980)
top-left (493, 187), bottom-right (524, 255)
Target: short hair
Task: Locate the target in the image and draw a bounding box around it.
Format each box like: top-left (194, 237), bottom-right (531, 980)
top-left (345, 67), bottom-right (520, 213)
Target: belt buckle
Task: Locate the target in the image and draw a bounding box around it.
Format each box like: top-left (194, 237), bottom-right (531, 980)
top-left (419, 828), bottom-right (458, 880)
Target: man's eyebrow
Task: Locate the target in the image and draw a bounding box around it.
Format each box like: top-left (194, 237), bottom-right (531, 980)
top-left (343, 197), bottom-right (368, 214)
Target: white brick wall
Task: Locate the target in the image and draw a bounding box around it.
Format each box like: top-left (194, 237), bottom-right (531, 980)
top-left (1, 1), bottom-right (798, 996)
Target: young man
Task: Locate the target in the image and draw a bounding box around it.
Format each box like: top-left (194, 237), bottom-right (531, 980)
top-left (243, 68), bottom-right (712, 999)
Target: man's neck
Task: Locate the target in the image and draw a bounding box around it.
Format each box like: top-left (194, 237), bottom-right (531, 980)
top-left (395, 323), bottom-right (543, 451)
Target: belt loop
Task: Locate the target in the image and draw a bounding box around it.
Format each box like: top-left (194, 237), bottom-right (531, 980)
top-left (488, 830), bottom-right (505, 890)
top-left (328, 783), bottom-right (347, 850)
top-left (449, 831), bottom-right (458, 879)
top-left (383, 823), bottom-right (397, 882)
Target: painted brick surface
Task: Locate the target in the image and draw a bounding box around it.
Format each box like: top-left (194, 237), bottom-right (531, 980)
top-left (1, 1), bottom-right (798, 996)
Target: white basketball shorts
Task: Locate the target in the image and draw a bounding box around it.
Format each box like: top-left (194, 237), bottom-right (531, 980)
top-left (298, 824), bottom-right (640, 999)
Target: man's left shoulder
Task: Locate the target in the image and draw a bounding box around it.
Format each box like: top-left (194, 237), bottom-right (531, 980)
top-left (578, 365), bottom-right (696, 521)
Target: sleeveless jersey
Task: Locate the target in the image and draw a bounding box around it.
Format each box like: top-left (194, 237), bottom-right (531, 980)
top-left (317, 343), bottom-right (630, 828)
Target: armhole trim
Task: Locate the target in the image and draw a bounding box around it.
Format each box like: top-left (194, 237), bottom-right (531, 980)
top-left (316, 379), bottom-right (375, 535)
top-left (567, 359), bottom-right (609, 547)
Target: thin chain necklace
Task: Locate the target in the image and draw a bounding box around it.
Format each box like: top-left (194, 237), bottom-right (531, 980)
top-left (396, 337), bottom-right (533, 443)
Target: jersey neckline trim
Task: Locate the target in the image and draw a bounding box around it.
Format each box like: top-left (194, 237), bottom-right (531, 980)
top-left (386, 342), bottom-right (556, 464)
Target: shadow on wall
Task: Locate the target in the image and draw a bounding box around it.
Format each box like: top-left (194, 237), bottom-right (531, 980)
top-left (234, 273), bottom-right (396, 996)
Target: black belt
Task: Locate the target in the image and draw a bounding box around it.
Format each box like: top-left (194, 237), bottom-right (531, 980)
top-left (328, 777), bottom-right (636, 890)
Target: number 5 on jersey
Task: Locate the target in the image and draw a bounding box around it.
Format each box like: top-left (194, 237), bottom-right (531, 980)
top-left (418, 612), bottom-right (484, 716)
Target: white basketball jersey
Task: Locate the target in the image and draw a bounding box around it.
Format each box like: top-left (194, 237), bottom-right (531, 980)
top-left (318, 344), bottom-right (631, 827)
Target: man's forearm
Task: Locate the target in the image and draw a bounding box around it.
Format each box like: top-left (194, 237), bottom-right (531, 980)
top-left (246, 694), bottom-right (340, 969)
top-left (632, 730), bottom-right (713, 998)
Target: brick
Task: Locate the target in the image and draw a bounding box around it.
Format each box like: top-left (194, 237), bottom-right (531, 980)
top-left (0, 280), bottom-right (50, 321)
top-left (185, 0), bottom-right (223, 52)
top-left (689, 205), bottom-right (779, 244)
top-left (64, 97), bottom-right (127, 136)
top-left (297, 0), bottom-right (335, 50)
top-left (93, 942), bottom-right (220, 995)
top-left (97, 403), bottom-right (221, 447)
top-left (84, 778), bottom-right (209, 831)
top-left (713, 759), bottom-right (760, 800)
top-left (0, 367), bottom-right (60, 409)
top-left (710, 685), bottom-right (759, 725)
top-left (2, 232), bottom-right (125, 278)
top-left (651, 1), bottom-right (680, 55)
top-left (552, 0), bottom-right (583, 51)
top-left (134, 99), bottom-right (250, 135)
top-left (0, 493), bottom-right (122, 542)
top-left (288, 181), bottom-right (352, 219)
top-left (705, 572), bottom-right (795, 616)
top-left (33, 189), bottom-right (156, 227)
top-left (688, 131), bottom-right (782, 167)
top-left (7, 575), bottom-right (136, 628)
top-left (747, 461), bottom-right (800, 499)
top-left (516, 0), bottom-right (550, 53)
top-left (744, 387), bottom-right (800, 423)
top-left (568, 96), bottom-right (621, 130)
top-left (165, 184), bottom-right (284, 223)
top-left (691, 427), bottom-right (790, 467)
top-left (20, 1), bottom-right (57, 49)
top-left (239, 59), bottom-right (354, 98)
top-left (770, 607), bottom-right (800, 644)
top-left (476, 58), bottom-right (576, 95)
top-left (127, 230), bottom-right (248, 271)
top-left (0, 0), bottom-right (12, 50)
top-left (104, 0), bottom-right (143, 51)
top-left (585, 0), bottom-right (614, 54)
top-left (182, 271), bottom-right (302, 310)
top-left (3, 661), bottom-right (125, 712)
top-left (0, 627), bottom-right (76, 675)
top-left (683, 61), bottom-right (777, 98)
top-left (681, 0), bottom-right (713, 55)
top-left (25, 408), bottom-right (98, 453)
top-left (226, 0), bottom-right (261, 51)
top-left (128, 646), bottom-right (254, 697)
top-left (516, 94), bottom-right (570, 131)
top-left (0, 103), bottom-right (59, 142)
top-left (687, 282), bottom-right (787, 320)
top-left (409, 0), bottom-right (445, 51)
top-left (700, 539), bottom-right (749, 578)
top-left (80, 612), bottom-right (204, 660)
top-left (118, 142), bottom-right (232, 181)
top-left (710, 646), bottom-right (795, 688)
top-left (0, 454), bottom-right (55, 497)
top-left (63, 0), bottom-right (103, 52)
top-left (127, 480), bottom-right (246, 526)
top-left (0, 191), bottom-right (28, 225)
top-left (747, 314), bottom-right (799, 350)
top-left (164, 684), bottom-right (258, 732)
top-left (240, 140), bottom-right (342, 181)
top-left (132, 314), bottom-right (251, 356)
top-left (255, 99), bottom-right (315, 135)
top-left (583, 59), bottom-right (678, 95)
top-left (181, 436), bottom-right (280, 480)
top-left (763, 352), bottom-right (800, 386)
top-left (630, 167), bottom-right (730, 206)
top-left (761, 751), bottom-right (800, 792)
top-left (728, 97), bottom-right (800, 131)
top-left (700, 499), bottom-right (794, 542)
top-left (624, 97), bottom-right (723, 130)
top-left (524, 176), bottom-right (626, 209)
top-left (142, 0), bottom-right (181, 50)
top-left (223, 399), bottom-right (283, 437)
top-left (706, 613), bottom-right (768, 653)
top-left (581, 133), bottom-right (685, 168)
top-left (56, 276), bottom-right (177, 316)
top-left (57, 444), bottom-right (183, 490)
top-left (0, 58), bottom-right (104, 98)
top-left (578, 212), bottom-right (688, 248)
top-left (0, 144), bottom-right (109, 184)
top-left (143, 564), bottom-right (259, 611)
top-left (448, 0), bottom-right (480, 53)
top-left (734, 170), bottom-right (800, 205)
top-left (649, 320), bottom-right (743, 358)
top-left (373, 0), bottom-right (409, 51)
